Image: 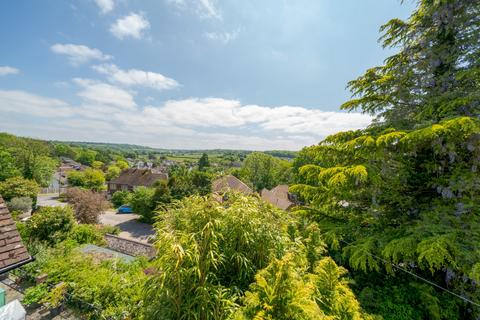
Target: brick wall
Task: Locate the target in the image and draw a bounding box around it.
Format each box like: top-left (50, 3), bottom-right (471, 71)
top-left (104, 234), bottom-right (155, 258)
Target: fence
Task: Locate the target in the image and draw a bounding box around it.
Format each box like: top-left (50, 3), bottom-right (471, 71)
top-left (39, 187), bottom-right (67, 194)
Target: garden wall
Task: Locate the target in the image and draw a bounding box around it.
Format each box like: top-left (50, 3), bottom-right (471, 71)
top-left (104, 234), bottom-right (155, 258)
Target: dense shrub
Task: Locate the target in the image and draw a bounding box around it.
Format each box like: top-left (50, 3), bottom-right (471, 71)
top-left (68, 224), bottom-right (105, 245)
top-left (7, 196), bottom-right (32, 213)
top-left (130, 187), bottom-right (156, 222)
top-left (111, 190), bottom-right (131, 207)
top-left (25, 206), bottom-right (75, 245)
top-left (22, 246), bottom-right (149, 319)
top-left (144, 194), bottom-right (365, 319)
top-left (0, 176), bottom-right (39, 205)
top-left (65, 188), bottom-right (109, 224)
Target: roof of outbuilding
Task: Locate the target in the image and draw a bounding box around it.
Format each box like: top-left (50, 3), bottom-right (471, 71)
top-left (109, 169), bottom-right (168, 187)
top-left (261, 185), bottom-right (295, 210)
top-left (212, 175), bottom-right (253, 195)
top-left (0, 196), bottom-right (31, 274)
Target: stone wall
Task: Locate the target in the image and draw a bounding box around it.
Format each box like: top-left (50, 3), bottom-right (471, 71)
top-left (104, 234), bottom-right (155, 258)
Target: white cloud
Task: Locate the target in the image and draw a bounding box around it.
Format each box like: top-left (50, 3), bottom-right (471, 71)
top-left (204, 30), bottom-right (239, 44)
top-left (0, 90), bottom-right (75, 117)
top-left (0, 88), bottom-right (371, 150)
top-left (93, 64), bottom-right (179, 91)
top-left (51, 43), bottom-right (112, 66)
top-left (198, 0), bottom-right (221, 19)
top-left (94, 0), bottom-right (114, 14)
top-left (110, 13), bottom-right (150, 39)
top-left (166, 0), bottom-right (221, 20)
top-left (0, 66), bottom-right (19, 76)
top-left (73, 78), bottom-right (137, 109)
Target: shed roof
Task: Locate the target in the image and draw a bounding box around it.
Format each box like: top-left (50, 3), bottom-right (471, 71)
top-left (212, 175), bottom-right (253, 195)
top-left (0, 196), bottom-right (31, 274)
top-left (109, 169), bottom-right (168, 187)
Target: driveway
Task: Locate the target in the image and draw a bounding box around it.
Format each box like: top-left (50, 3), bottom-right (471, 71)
top-left (36, 194), bottom-right (155, 243)
top-left (99, 210), bottom-right (155, 243)
top-left (37, 194), bottom-right (67, 207)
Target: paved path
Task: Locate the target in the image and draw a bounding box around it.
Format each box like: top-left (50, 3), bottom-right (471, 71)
top-left (99, 210), bottom-right (155, 243)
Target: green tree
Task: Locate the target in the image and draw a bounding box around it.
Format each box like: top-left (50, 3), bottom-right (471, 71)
top-left (25, 206), bottom-right (75, 245)
top-left (0, 176), bottom-right (39, 206)
top-left (130, 187), bottom-right (155, 222)
top-left (0, 150), bottom-right (20, 181)
top-left (151, 180), bottom-right (172, 207)
top-left (76, 150), bottom-right (97, 166)
top-left (292, 117), bottom-right (480, 318)
top-left (191, 170), bottom-right (212, 195)
top-left (67, 169), bottom-right (105, 191)
top-left (111, 190), bottom-right (131, 208)
top-left (144, 194), bottom-right (293, 319)
top-left (116, 160), bottom-right (129, 170)
top-left (341, 0), bottom-right (480, 128)
top-left (106, 165), bottom-right (121, 181)
top-left (241, 152), bottom-right (293, 191)
top-left (92, 161), bottom-right (104, 170)
top-left (198, 152), bottom-right (210, 171)
top-left (31, 156), bottom-right (57, 187)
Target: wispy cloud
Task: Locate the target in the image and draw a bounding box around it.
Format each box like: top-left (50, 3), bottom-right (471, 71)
top-left (92, 64), bottom-right (180, 91)
top-left (94, 0), bottom-right (114, 14)
top-left (0, 66), bottom-right (19, 76)
top-left (204, 30), bottom-right (239, 44)
top-left (0, 87), bottom-right (372, 150)
top-left (166, 0), bottom-right (221, 20)
top-left (51, 43), bottom-right (112, 66)
top-left (73, 78), bottom-right (137, 110)
top-left (110, 13), bottom-right (150, 39)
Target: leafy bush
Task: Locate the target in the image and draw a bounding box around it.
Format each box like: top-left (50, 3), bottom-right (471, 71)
top-left (67, 168), bottom-right (105, 191)
top-left (23, 284), bottom-right (49, 306)
top-left (22, 247), bottom-right (148, 319)
top-left (111, 190), bottom-right (131, 207)
top-left (130, 187), bottom-right (155, 222)
top-left (26, 206), bottom-right (75, 245)
top-left (65, 188), bottom-right (108, 224)
top-left (99, 224), bottom-right (121, 235)
top-left (0, 176), bottom-right (39, 204)
top-left (68, 224), bottom-right (105, 245)
top-left (144, 194), bottom-right (293, 319)
top-left (7, 196), bottom-right (32, 213)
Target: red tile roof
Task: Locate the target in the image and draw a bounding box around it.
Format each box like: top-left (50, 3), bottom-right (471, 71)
top-left (109, 169), bottom-right (168, 187)
top-left (0, 196), bottom-right (31, 274)
top-left (261, 185), bottom-right (296, 210)
top-left (212, 175), bottom-right (253, 195)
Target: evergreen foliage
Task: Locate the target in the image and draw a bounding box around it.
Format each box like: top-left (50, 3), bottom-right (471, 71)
top-left (341, 0), bottom-right (480, 128)
top-left (292, 117), bottom-right (480, 318)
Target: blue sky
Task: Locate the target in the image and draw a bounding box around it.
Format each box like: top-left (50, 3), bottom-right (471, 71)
top-left (0, 0), bottom-right (414, 150)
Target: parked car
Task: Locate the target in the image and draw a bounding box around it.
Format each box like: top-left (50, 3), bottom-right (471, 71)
top-left (117, 205), bottom-right (133, 214)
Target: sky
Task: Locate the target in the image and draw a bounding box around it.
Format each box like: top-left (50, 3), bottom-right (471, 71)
top-left (0, 0), bottom-right (415, 150)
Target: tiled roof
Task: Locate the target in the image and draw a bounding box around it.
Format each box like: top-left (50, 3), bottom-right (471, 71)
top-left (0, 196), bottom-right (31, 273)
top-left (261, 185), bottom-right (295, 210)
top-left (109, 169), bottom-right (168, 187)
top-left (212, 175), bottom-right (253, 195)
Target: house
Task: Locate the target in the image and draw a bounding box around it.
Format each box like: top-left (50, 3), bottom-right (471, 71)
top-left (261, 185), bottom-right (296, 210)
top-left (0, 196), bottom-right (33, 275)
top-left (107, 168), bottom-right (168, 194)
top-left (212, 175), bottom-right (253, 196)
